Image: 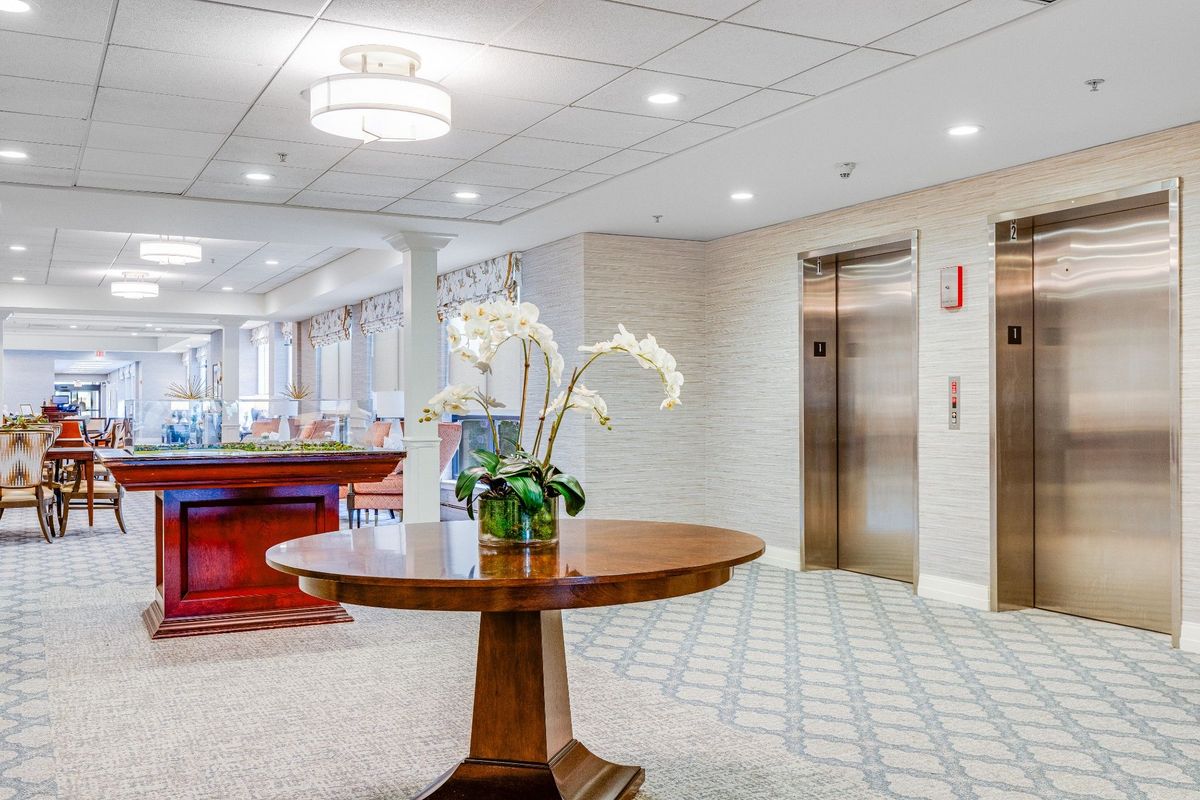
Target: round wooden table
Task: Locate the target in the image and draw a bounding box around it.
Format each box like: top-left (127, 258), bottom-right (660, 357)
top-left (267, 519), bottom-right (764, 800)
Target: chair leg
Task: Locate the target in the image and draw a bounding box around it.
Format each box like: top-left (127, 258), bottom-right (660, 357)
top-left (388, 510), bottom-right (396, 520)
top-left (34, 488), bottom-right (52, 544)
top-left (60, 501), bottom-right (70, 537)
top-left (114, 496), bottom-right (128, 534)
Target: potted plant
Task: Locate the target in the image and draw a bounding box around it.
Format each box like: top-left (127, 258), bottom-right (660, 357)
top-left (421, 300), bottom-right (683, 547)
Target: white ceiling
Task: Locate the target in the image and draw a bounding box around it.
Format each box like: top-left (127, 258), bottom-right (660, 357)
top-left (0, 0), bottom-right (1046, 223)
top-left (0, 226), bottom-right (352, 291)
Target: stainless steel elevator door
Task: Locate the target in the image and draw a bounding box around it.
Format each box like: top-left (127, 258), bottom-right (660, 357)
top-left (836, 248), bottom-right (916, 582)
top-left (1033, 203), bottom-right (1172, 633)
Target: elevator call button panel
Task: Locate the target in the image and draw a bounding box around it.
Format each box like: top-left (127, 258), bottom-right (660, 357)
top-left (948, 376), bottom-right (960, 430)
top-left (941, 265), bottom-right (964, 309)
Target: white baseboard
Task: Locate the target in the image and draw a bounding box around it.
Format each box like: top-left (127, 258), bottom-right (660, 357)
top-left (757, 546), bottom-right (800, 571)
top-left (1180, 621), bottom-right (1200, 654)
top-left (917, 573), bottom-right (990, 610)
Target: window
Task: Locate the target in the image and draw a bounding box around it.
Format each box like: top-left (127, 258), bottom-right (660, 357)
top-left (255, 339), bottom-right (270, 397)
top-left (317, 338), bottom-right (352, 412)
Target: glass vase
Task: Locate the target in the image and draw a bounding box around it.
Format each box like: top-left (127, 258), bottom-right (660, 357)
top-left (477, 495), bottom-right (559, 548)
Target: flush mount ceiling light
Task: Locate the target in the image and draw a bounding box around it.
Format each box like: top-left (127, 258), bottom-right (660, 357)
top-left (452, 191), bottom-right (480, 200)
top-left (221, 286), bottom-right (234, 291)
top-left (112, 272), bottom-right (159, 299)
top-left (309, 45), bottom-right (452, 143)
top-left (9, 245), bottom-right (26, 251)
top-left (730, 191), bottom-right (754, 201)
top-left (947, 124), bottom-right (982, 136)
top-left (11, 275), bottom-right (25, 281)
top-left (265, 259), bottom-right (279, 265)
top-left (140, 236), bottom-right (201, 266)
top-left (243, 171), bottom-right (273, 181)
top-left (0, 149), bottom-right (27, 159)
top-left (647, 92), bottom-right (681, 104)
top-left (0, 0), bottom-right (33, 13)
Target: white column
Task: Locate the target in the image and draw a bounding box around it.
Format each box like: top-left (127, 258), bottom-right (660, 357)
top-left (386, 232), bottom-right (455, 523)
top-left (0, 312), bottom-right (7, 416)
top-left (218, 318), bottom-right (243, 443)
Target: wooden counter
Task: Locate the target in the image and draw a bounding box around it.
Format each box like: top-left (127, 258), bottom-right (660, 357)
top-left (99, 447), bottom-right (404, 639)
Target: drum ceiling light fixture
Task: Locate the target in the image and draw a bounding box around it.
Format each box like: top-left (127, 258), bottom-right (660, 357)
top-left (111, 272), bottom-right (159, 300)
top-left (140, 236), bottom-right (202, 266)
top-left (309, 45), bottom-right (451, 142)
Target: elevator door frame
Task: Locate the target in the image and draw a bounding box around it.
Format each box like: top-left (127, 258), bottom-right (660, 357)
top-left (799, 230), bottom-right (920, 591)
top-left (988, 178), bottom-right (1181, 645)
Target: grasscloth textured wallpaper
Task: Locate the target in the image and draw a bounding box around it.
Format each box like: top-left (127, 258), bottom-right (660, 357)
top-left (524, 121), bottom-right (1200, 635)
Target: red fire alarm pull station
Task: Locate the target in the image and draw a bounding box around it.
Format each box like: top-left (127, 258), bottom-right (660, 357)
top-left (940, 265), bottom-right (963, 309)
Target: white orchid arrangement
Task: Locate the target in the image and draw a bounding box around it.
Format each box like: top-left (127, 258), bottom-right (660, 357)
top-left (421, 298), bottom-right (684, 518)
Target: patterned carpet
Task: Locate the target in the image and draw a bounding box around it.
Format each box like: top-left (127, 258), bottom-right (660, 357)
top-left (1, 493), bottom-right (1198, 799)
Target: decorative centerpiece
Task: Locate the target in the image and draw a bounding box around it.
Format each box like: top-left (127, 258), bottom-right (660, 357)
top-left (421, 300), bottom-right (683, 547)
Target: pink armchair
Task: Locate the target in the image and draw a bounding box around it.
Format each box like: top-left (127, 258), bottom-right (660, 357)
top-left (345, 422), bottom-right (461, 527)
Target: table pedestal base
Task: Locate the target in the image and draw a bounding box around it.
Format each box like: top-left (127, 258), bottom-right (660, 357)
top-left (415, 610), bottom-right (644, 800)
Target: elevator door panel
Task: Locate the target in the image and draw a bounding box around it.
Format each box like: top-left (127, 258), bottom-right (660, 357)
top-left (836, 248), bottom-right (915, 582)
top-left (1033, 204), bottom-right (1172, 633)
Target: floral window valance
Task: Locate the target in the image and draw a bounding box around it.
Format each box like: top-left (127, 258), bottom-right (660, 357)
top-left (280, 321), bottom-right (296, 346)
top-left (309, 306), bottom-right (351, 347)
top-left (436, 252), bottom-right (521, 321)
top-left (249, 323), bottom-right (270, 346)
top-left (359, 288), bottom-right (404, 335)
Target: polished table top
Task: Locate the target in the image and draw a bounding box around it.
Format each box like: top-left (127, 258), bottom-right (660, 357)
top-left (267, 520), bottom-right (765, 612)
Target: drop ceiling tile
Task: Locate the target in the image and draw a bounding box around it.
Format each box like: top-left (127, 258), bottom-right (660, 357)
top-left (92, 88), bottom-right (249, 134)
top-left (364, 128), bottom-right (510, 161)
top-left (235, 103), bottom-right (356, 147)
top-left (405, 181), bottom-right (523, 205)
top-left (187, 182), bottom-right (298, 203)
top-left (77, 171), bottom-right (193, 194)
top-left (81, 148), bottom-right (207, 179)
top-left (85, 122), bottom-right (225, 158)
top-left (469, 206), bottom-right (525, 222)
top-left (111, 0), bottom-right (310, 66)
top-left (0, 111), bottom-right (88, 147)
top-left (694, 88), bottom-right (809, 126)
top-left (0, 31), bottom-right (104, 84)
top-left (613, 1), bottom-right (756, 19)
top-left (774, 47), bottom-right (911, 94)
top-left (495, 0), bottom-right (710, 66)
top-left (0, 0), bottom-right (113, 41)
top-left (634, 121), bottom-right (729, 153)
top-left (583, 149), bottom-right (664, 175)
top-left (439, 161), bottom-right (568, 190)
top-left (215, 136), bottom-right (353, 171)
top-left (324, 0), bottom-right (544, 42)
top-left (287, 189), bottom-right (395, 211)
top-left (443, 48), bottom-right (626, 105)
top-left (644, 23), bottom-right (852, 86)
top-left (46, 271), bottom-right (104, 287)
top-left (0, 163), bottom-right (73, 186)
top-left (872, 0), bottom-right (1039, 56)
top-left (503, 190), bottom-right (567, 210)
top-left (308, 171), bottom-right (426, 198)
top-left (100, 46), bottom-right (277, 104)
top-left (732, 0), bottom-right (960, 46)
top-left (450, 93), bottom-right (563, 135)
top-left (336, 149), bottom-right (462, 180)
top-left (524, 107), bottom-right (676, 148)
top-left (536, 171), bottom-right (609, 193)
top-left (0, 140), bottom-right (80, 169)
top-left (479, 137), bottom-right (618, 171)
top-left (0, 76), bottom-right (95, 118)
top-left (576, 70), bottom-right (757, 121)
top-left (221, 1), bottom-right (328, 13)
top-left (383, 198), bottom-right (488, 219)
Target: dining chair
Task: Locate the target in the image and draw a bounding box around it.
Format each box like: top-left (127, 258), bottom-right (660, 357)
top-left (299, 419), bottom-right (336, 440)
top-left (59, 458), bottom-right (126, 536)
top-left (346, 422), bottom-right (461, 527)
top-left (250, 417), bottom-right (281, 437)
top-left (367, 420), bottom-right (392, 446)
top-left (0, 429), bottom-right (57, 543)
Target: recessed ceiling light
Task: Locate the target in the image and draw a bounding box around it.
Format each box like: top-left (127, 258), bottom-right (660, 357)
top-left (0, 149), bottom-right (28, 159)
top-left (730, 191), bottom-right (754, 201)
top-left (145, 323), bottom-right (152, 327)
top-left (243, 171), bottom-right (273, 181)
top-left (131, 332), bottom-right (139, 336)
top-left (265, 259), bottom-right (279, 265)
top-left (11, 275), bottom-right (25, 281)
top-left (221, 286), bottom-right (234, 291)
top-left (947, 124), bottom-right (982, 136)
top-left (647, 92), bottom-right (681, 105)
top-left (155, 327), bottom-right (163, 331)
top-left (0, 1), bottom-right (33, 14)
top-left (452, 191), bottom-right (480, 200)
top-left (69, 324), bottom-right (78, 329)
top-left (9, 245), bottom-right (26, 251)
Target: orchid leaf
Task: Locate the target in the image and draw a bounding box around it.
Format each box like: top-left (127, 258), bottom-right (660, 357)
top-left (547, 473), bottom-right (585, 516)
top-left (505, 475), bottom-right (544, 513)
top-left (472, 448), bottom-right (501, 473)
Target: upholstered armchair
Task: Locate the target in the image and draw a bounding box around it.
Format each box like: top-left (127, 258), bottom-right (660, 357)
top-left (346, 422), bottom-right (461, 527)
top-left (298, 419), bottom-right (336, 440)
top-left (0, 428), bottom-right (57, 543)
top-left (249, 417), bottom-right (281, 438)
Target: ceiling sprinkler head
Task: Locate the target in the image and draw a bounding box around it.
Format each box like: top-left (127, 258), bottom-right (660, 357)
top-left (1085, 78), bottom-right (1105, 92)
top-left (277, 152), bottom-right (289, 163)
top-left (653, 214), bottom-right (663, 223)
top-left (837, 162), bottom-right (856, 179)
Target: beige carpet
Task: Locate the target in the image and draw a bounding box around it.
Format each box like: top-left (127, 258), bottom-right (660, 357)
top-left (41, 587), bottom-right (878, 800)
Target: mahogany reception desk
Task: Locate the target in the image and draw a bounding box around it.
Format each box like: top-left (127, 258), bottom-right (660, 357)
top-left (99, 447), bottom-right (404, 639)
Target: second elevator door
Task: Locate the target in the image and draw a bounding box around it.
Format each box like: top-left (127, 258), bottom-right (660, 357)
top-left (1032, 203), bottom-right (1172, 633)
top-left (837, 247), bottom-right (916, 582)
